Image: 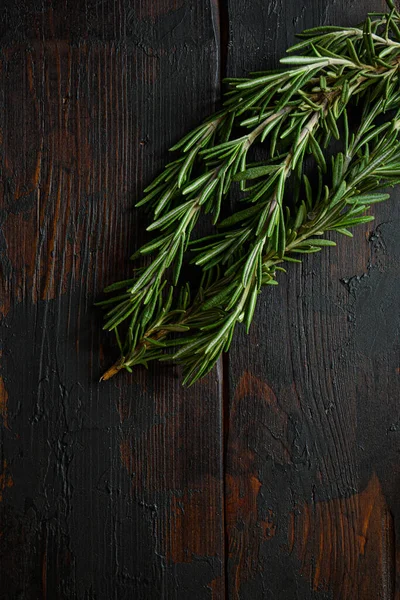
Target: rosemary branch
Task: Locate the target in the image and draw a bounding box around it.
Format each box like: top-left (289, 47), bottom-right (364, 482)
top-left (100, 2), bottom-right (400, 384)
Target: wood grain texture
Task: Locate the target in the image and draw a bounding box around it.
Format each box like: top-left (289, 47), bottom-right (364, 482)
top-left (225, 1), bottom-right (400, 599)
top-left (1, 0), bottom-right (400, 599)
top-left (0, 1), bottom-right (224, 598)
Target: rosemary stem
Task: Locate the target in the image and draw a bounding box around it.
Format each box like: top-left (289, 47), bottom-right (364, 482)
top-left (246, 106), bottom-right (292, 146)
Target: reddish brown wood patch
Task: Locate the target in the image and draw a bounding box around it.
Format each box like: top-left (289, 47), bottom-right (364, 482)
top-left (290, 473), bottom-right (394, 598)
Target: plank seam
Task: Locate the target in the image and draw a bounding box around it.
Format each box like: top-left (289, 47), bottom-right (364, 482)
top-left (217, 1), bottom-right (230, 598)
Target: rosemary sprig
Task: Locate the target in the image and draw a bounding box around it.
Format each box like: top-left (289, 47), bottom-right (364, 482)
top-left (100, 2), bottom-right (400, 384)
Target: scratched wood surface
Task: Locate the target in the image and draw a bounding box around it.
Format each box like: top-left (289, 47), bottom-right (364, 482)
top-left (225, 1), bottom-right (400, 599)
top-left (0, 1), bottom-right (399, 599)
top-left (0, 2), bottom-right (224, 598)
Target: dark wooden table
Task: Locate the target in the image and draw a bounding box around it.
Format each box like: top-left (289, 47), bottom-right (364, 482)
top-left (1, 1), bottom-right (399, 598)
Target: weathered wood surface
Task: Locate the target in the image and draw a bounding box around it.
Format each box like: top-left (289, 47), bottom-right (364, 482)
top-left (225, 1), bottom-right (400, 598)
top-left (0, 2), bottom-right (224, 598)
top-left (0, 1), bottom-right (399, 599)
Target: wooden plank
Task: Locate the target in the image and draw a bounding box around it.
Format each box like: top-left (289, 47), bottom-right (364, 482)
top-left (224, 1), bottom-right (400, 598)
top-left (0, 1), bottom-right (224, 598)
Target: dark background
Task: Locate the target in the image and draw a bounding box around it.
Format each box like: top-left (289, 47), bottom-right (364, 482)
top-left (0, 0), bottom-right (399, 598)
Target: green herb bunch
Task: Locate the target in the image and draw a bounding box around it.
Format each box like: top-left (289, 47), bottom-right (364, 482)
top-left (100, 1), bottom-right (400, 384)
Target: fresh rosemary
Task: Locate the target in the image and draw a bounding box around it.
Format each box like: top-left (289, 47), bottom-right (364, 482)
top-left (100, 2), bottom-right (400, 384)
